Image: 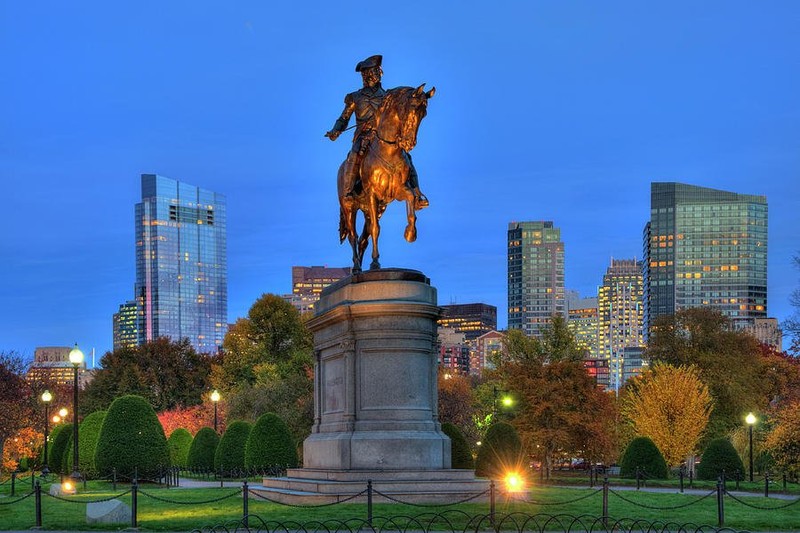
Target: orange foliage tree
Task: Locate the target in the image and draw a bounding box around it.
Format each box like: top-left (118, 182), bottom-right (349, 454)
top-left (158, 399), bottom-right (227, 437)
top-left (764, 402), bottom-right (800, 478)
top-left (621, 362), bottom-right (713, 466)
top-left (2, 427), bottom-right (43, 472)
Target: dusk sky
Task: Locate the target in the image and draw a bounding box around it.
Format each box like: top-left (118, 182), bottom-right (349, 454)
top-left (3, 2), bottom-right (799, 361)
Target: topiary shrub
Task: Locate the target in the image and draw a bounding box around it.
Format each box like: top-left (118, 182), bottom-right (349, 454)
top-left (48, 424), bottom-right (71, 474)
top-left (442, 423), bottom-right (474, 469)
top-left (474, 422), bottom-right (523, 478)
top-left (64, 411), bottom-right (106, 479)
top-left (620, 436), bottom-right (669, 479)
top-left (697, 438), bottom-right (745, 481)
top-left (215, 421), bottom-right (252, 475)
top-left (187, 427), bottom-right (219, 471)
top-left (167, 428), bottom-right (193, 467)
top-left (94, 395), bottom-right (170, 480)
top-left (245, 413), bottom-right (298, 470)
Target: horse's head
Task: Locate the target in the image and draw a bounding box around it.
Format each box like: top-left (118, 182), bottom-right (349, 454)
top-left (378, 84), bottom-right (435, 152)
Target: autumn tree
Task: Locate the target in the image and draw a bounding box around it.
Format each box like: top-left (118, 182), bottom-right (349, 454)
top-left (0, 351), bottom-right (36, 476)
top-left (438, 370), bottom-right (476, 445)
top-left (764, 402), bottom-right (800, 479)
top-left (214, 294), bottom-right (314, 445)
top-left (498, 319), bottom-right (616, 479)
top-left (82, 338), bottom-right (213, 414)
top-left (646, 308), bottom-right (769, 438)
top-left (2, 427), bottom-right (43, 472)
top-left (784, 254), bottom-right (800, 349)
top-left (158, 401), bottom-right (227, 437)
top-left (621, 362), bottom-right (713, 466)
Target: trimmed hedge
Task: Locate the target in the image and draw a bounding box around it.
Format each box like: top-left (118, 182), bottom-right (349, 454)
top-left (475, 422), bottom-right (523, 478)
top-left (245, 413), bottom-right (298, 469)
top-left (215, 421), bottom-right (252, 473)
top-left (620, 436), bottom-right (669, 479)
top-left (167, 428), bottom-right (193, 467)
top-left (64, 411), bottom-right (106, 479)
top-left (187, 427), bottom-right (219, 470)
top-left (442, 423), bottom-right (474, 469)
top-left (48, 424), bottom-right (71, 474)
top-left (697, 438), bottom-right (745, 481)
top-left (94, 395), bottom-right (170, 479)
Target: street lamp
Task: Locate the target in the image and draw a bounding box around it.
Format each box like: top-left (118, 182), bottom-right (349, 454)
top-left (68, 343), bottom-right (84, 481)
top-left (746, 412), bottom-right (756, 482)
top-left (492, 386), bottom-right (514, 420)
top-left (59, 408), bottom-right (68, 419)
top-left (210, 390), bottom-right (221, 432)
top-left (41, 390), bottom-right (53, 475)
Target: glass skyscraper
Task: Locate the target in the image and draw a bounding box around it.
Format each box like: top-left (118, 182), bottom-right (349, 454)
top-left (643, 182), bottom-right (767, 335)
top-left (135, 174), bottom-right (227, 353)
top-left (508, 221), bottom-right (565, 337)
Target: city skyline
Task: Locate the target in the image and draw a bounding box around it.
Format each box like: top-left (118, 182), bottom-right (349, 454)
top-left (3, 2), bottom-right (799, 358)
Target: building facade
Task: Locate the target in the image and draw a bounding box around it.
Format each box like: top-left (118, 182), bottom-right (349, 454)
top-left (508, 221), bottom-right (565, 337)
top-left (567, 296), bottom-right (599, 359)
top-left (471, 330), bottom-right (505, 376)
top-left (135, 174), bottom-right (227, 354)
top-left (439, 303), bottom-right (497, 342)
top-left (598, 258), bottom-right (644, 390)
top-left (739, 318), bottom-right (783, 350)
top-left (283, 265), bottom-right (351, 314)
top-left (643, 183), bottom-right (768, 336)
top-left (26, 346), bottom-right (90, 388)
top-left (112, 300), bottom-right (138, 351)
top-left (437, 327), bottom-right (471, 375)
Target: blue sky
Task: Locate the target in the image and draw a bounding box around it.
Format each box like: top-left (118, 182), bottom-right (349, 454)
top-left (3, 1), bottom-right (799, 359)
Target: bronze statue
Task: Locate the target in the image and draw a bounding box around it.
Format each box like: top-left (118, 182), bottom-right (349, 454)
top-left (326, 55), bottom-right (434, 273)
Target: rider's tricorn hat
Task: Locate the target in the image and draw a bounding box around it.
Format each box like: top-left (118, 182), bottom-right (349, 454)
top-left (356, 54), bottom-right (383, 72)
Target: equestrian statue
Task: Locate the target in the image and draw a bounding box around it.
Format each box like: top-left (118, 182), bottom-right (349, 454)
top-left (326, 54), bottom-right (434, 273)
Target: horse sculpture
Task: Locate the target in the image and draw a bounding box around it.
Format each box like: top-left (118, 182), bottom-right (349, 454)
top-left (337, 84), bottom-right (435, 273)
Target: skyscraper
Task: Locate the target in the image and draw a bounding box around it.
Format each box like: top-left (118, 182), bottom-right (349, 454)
top-left (439, 303), bottom-right (497, 342)
top-left (135, 174), bottom-right (227, 354)
top-left (643, 183), bottom-right (768, 335)
top-left (508, 221), bottom-right (565, 337)
top-left (598, 258), bottom-right (644, 390)
top-left (282, 265), bottom-right (351, 314)
top-left (112, 300), bottom-right (138, 351)
top-left (567, 296), bottom-right (599, 359)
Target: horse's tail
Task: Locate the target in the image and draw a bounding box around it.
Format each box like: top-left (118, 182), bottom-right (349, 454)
top-left (338, 204), bottom-right (347, 243)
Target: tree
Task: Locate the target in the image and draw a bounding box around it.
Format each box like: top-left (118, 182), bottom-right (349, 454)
top-left (784, 254), bottom-right (800, 349)
top-left (499, 323), bottom-right (617, 479)
top-left (764, 402), bottom-right (800, 479)
top-left (2, 427), bottom-right (42, 472)
top-left (167, 429), bottom-right (193, 467)
top-left (438, 370), bottom-right (476, 443)
top-left (441, 422), bottom-right (473, 469)
top-left (475, 422), bottom-right (523, 478)
top-left (646, 308), bottom-right (769, 438)
top-left (63, 411), bottom-right (106, 479)
top-left (158, 401), bottom-right (227, 437)
top-left (215, 420), bottom-right (252, 474)
top-left (186, 427), bottom-right (219, 470)
top-left (620, 436), bottom-right (669, 479)
top-left (48, 424), bottom-right (71, 474)
top-left (0, 351), bottom-right (35, 475)
top-left (621, 363), bottom-right (713, 466)
top-left (245, 413), bottom-right (298, 470)
top-left (697, 438), bottom-right (745, 480)
top-left (82, 339), bottom-right (213, 414)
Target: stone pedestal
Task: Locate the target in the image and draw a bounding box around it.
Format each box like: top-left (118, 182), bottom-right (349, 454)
top-left (258, 269), bottom-right (488, 503)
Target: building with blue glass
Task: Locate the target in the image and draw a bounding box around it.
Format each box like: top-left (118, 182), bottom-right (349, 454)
top-left (134, 174), bottom-right (227, 354)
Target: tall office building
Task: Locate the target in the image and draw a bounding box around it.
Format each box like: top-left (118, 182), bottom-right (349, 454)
top-left (508, 221), bottom-right (565, 337)
top-left (26, 347), bottom-right (90, 388)
top-left (283, 265), bottom-right (351, 314)
top-left (112, 301), bottom-right (139, 351)
top-left (567, 296), bottom-right (599, 359)
top-left (643, 183), bottom-right (768, 335)
top-left (135, 174), bottom-right (227, 354)
top-left (598, 258), bottom-right (644, 390)
top-left (439, 303), bottom-right (497, 342)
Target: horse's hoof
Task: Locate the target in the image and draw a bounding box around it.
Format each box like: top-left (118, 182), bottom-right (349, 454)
top-left (404, 225), bottom-right (417, 243)
top-left (351, 266), bottom-right (362, 275)
top-left (370, 261), bottom-right (381, 270)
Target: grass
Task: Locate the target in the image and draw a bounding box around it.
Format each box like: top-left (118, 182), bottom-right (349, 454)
top-left (1, 478), bottom-right (799, 531)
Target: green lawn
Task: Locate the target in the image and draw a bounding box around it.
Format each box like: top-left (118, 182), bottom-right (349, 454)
top-left (1, 479), bottom-right (799, 531)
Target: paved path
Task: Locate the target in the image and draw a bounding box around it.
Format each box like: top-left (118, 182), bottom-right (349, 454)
top-left (552, 483), bottom-right (800, 501)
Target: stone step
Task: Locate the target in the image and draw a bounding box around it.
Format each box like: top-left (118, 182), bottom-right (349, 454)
top-left (285, 468), bottom-right (479, 482)
top-left (250, 484), bottom-right (490, 505)
top-left (263, 476), bottom-right (488, 495)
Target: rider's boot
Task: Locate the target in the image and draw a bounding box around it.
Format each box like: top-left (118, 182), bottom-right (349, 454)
top-left (413, 187), bottom-right (429, 209)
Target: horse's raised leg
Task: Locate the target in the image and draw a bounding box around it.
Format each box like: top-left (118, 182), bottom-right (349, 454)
top-left (368, 194), bottom-right (381, 270)
top-left (403, 193), bottom-right (418, 243)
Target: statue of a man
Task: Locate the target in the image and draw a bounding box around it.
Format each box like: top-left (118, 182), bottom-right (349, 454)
top-left (326, 54), bottom-right (428, 209)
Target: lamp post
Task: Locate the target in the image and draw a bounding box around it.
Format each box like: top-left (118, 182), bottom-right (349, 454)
top-left (492, 386), bottom-right (514, 420)
top-left (68, 343), bottom-right (84, 481)
top-left (41, 390), bottom-right (52, 475)
top-left (746, 412), bottom-right (756, 482)
top-left (210, 390), bottom-right (221, 432)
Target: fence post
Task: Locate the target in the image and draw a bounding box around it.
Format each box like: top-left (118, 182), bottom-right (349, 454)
top-left (242, 480), bottom-right (249, 528)
top-left (34, 480), bottom-right (42, 529)
top-left (367, 479), bottom-right (373, 527)
top-left (765, 472), bottom-right (770, 498)
top-left (131, 479), bottom-right (138, 529)
top-left (635, 467), bottom-right (641, 490)
top-left (10, 471), bottom-right (15, 497)
top-left (602, 477), bottom-right (609, 529)
top-left (716, 477), bottom-right (725, 527)
top-left (679, 467), bottom-right (684, 493)
top-left (721, 469), bottom-right (726, 492)
top-left (735, 470), bottom-right (740, 491)
top-left (112, 467), bottom-right (117, 491)
top-left (783, 473), bottom-right (787, 491)
top-left (689, 468), bottom-right (693, 488)
top-left (489, 480), bottom-right (496, 526)
top-left (31, 471), bottom-right (35, 490)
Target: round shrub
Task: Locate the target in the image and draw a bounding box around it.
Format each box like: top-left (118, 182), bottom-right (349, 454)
top-left (245, 413), bottom-right (298, 470)
top-left (475, 422), bottom-right (523, 478)
top-left (167, 428), bottom-right (193, 467)
top-left (620, 436), bottom-right (669, 479)
top-left (187, 427), bottom-right (219, 470)
top-left (64, 411), bottom-right (106, 479)
top-left (48, 424), bottom-right (71, 474)
top-left (215, 421), bottom-right (252, 474)
top-left (94, 395), bottom-right (170, 479)
top-left (442, 423), bottom-right (474, 469)
top-left (697, 438), bottom-right (745, 481)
